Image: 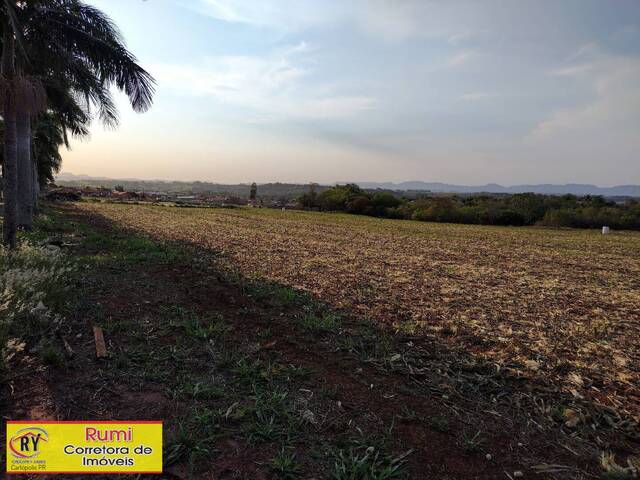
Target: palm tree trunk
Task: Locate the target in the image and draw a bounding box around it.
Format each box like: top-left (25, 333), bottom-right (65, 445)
top-left (32, 155), bottom-right (39, 212)
top-left (30, 119), bottom-right (40, 211)
top-left (17, 110), bottom-right (33, 230)
top-left (2, 24), bottom-right (17, 248)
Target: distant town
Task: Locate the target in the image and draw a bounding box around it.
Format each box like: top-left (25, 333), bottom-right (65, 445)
top-left (46, 184), bottom-right (300, 209)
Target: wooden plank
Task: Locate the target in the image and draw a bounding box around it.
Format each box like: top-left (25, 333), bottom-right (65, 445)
top-left (93, 326), bottom-right (108, 358)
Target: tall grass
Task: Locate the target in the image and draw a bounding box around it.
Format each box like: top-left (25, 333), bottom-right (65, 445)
top-left (0, 241), bottom-right (72, 344)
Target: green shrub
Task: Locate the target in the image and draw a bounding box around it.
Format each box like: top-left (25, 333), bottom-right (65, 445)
top-left (302, 186), bottom-right (640, 231)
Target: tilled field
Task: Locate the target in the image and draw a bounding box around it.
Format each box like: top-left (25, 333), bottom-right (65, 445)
top-left (76, 202), bottom-right (640, 422)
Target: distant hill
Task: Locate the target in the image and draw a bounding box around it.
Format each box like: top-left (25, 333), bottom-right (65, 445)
top-left (55, 174), bottom-right (328, 200)
top-left (356, 181), bottom-right (640, 197)
top-left (55, 173), bottom-right (640, 198)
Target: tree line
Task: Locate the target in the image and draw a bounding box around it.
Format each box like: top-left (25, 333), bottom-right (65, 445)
top-left (1, 0), bottom-right (155, 248)
top-left (299, 184), bottom-right (640, 230)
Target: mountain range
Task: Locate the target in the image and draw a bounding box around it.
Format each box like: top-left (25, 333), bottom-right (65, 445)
top-left (355, 182), bottom-right (640, 197)
top-left (56, 173), bottom-right (640, 197)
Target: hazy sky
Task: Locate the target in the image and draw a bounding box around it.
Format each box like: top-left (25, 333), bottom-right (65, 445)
top-left (62, 0), bottom-right (640, 185)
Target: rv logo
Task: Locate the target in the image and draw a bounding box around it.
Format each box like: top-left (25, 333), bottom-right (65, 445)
top-left (9, 427), bottom-right (49, 459)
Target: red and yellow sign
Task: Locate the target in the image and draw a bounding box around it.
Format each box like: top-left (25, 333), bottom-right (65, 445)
top-left (6, 421), bottom-right (162, 475)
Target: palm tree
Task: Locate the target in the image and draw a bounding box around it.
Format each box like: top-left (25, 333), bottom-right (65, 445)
top-left (23, 0), bottom-right (155, 227)
top-left (1, 1), bottom-right (20, 248)
top-left (2, 0), bottom-right (155, 244)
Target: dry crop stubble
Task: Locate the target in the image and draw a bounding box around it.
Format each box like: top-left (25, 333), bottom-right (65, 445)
top-left (76, 202), bottom-right (640, 421)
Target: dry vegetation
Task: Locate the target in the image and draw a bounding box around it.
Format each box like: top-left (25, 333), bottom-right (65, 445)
top-left (77, 202), bottom-right (640, 423)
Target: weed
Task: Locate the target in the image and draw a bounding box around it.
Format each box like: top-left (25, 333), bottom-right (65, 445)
top-left (258, 327), bottom-right (272, 338)
top-left (428, 415), bottom-right (449, 433)
top-left (397, 406), bottom-right (419, 422)
top-left (270, 448), bottom-right (302, 479)
top-left (248, 411), bottom-right (290, 443)
top-left (301, 312), bottom-right (341, 335)
top-left (282, 364), bottom-right (314, 380)
top-left (165, 306), bottom-right (226, 341)
top-left (247, 283), bottom-right (303, 308)
top-left (602, 472), bottom-right (634, 480)
top-left (41, 343), bottom-right (64, 367)
top-left (254, 388), bottom-right (291, 417)
top-left (182, 381), bottom-right (226, 401)
top-left (460, 430), bottom-right (485, 453)
top-left (192, 407), bottom-right (223, 431)
top-left (331, 447), bottom-right (410, 480)
top-left (118, 235), bottom-right (183, 265)
top-left (214, 345), bottom-right (240, 369)
top-left (247, 387), bottom-right (298, 444)
top-left (338, 332), bottom-right (396, 363)
top-left (164, 424), bottom-right (215, 472)
top-left (318, 383), bottom-right (339, 400)
top-left (234, 358), bottom-right (267, 386)
top-left (272, 286), bottom-right (301, 306)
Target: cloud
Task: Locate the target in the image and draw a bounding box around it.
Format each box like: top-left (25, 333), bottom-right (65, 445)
top-left (153, 43), bottom-right (377, 121)
top-left (191, 0), bottom-right (347, 30)
top-left (532, 51), bottom-right (640, 139)
top-left (548, 64), bottom-right (593, 77)
top-left (355, 0), bottom-right (433, 41)
top-left (522, 48), bottom-right (640, 182)
top-left (191, 0), bottom-right (474, 41)
top-left (459, 92), bottom-right (499, 101)
top-left (153, 0), bottom-right (640, 184)
top-left (445, 50), bottom-right (478, 69)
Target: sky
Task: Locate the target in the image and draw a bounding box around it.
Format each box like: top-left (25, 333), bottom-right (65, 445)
top-left (61, 0), bottom-right (640, 185)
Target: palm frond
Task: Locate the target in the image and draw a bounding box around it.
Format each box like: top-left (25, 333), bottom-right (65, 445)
top-left (29, 0), bottom-right (155, 112)
top-left (2, 0), bottom-right (26, 59)
top-left (32, 111), bottom-right (66, 184)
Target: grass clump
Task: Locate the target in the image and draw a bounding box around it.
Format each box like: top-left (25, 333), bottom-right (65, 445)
top-left (181, 380), bottom-right (226, 401)
top-left (247, 387), bottom-right (297, 444)
top-left (428, 415), bottom-right (450, 433)
top-left (165, 305), bottom-right (227, 341)
top-left (271, 448), bottom-right (302, 479)
top-left (41, 343), bottom-right (65, 367)
top-left (460, 430), bottom-right (485, 453)
top-left (331, 447), bottom-right (410, 480)
top-left (246, 283), bottom-right (307, 308)
top-left (301, 312), bottom-right (341, 334)
top-left (164, 423), bottom-right (216, 473)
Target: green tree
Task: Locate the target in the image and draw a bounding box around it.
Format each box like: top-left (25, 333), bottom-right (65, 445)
top-left (299, 182), bottom-right (318, 208)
